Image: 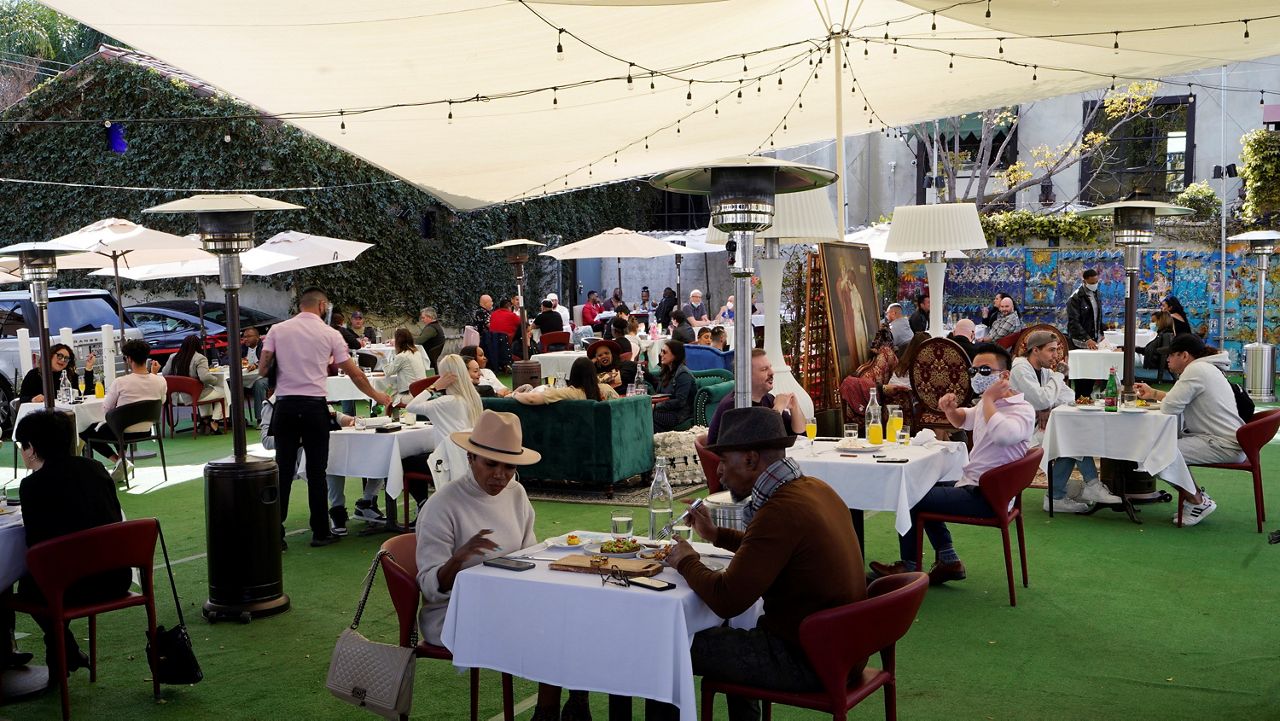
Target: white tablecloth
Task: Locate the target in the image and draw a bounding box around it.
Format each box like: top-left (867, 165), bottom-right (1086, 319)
top-left (327, 425), bottom-right (440, 499)
top-left (442, 536), bottom-right (761, 721)
top-left (789, 441), bottom-right (969, 535)
top-left (1040, 406), bottom-right (1196, 494)
top-left (356, 344), bottom-right (396, 371)
top-left (529, 351), bottom-right (586, 379)
top-left (1105, 329), bottom-right (1158, 348)
top-left (17, 398), bottom-right (106, 434)
top-left (0, 516), bottom-right (26, 588)
top-left (1068, 349), bottom-right (1125, 381)
top-left (325, 373), bottom-right (390, 403)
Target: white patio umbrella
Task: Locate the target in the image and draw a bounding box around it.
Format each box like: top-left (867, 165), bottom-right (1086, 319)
top-left (846, 223), bottom-right (969, 262)
top-left (543, 227), bottom-right (703, 299)
top-left (247, 230), bottom-right (374, 275)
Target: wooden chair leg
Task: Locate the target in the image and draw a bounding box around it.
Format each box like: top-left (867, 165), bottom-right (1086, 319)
top-left (88, 615), bottom-right (97, 682)
top-left (1000, 526), bottom-right (1016, 607)
top-left (1015, 516), bottom-right (1029, 588)
top-left (469, 667), bottom-right (479, 721)
top-left (501, 673), bottom-right (514, 721)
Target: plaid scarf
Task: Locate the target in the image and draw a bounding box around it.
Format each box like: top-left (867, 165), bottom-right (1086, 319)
top-left (743, 457), bottom-right (802, 526)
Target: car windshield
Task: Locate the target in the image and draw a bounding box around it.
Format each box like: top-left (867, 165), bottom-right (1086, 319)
top-left (48, 296), bottom-right (132, 333)
top-left (202, 306), bottom-right (274, 326)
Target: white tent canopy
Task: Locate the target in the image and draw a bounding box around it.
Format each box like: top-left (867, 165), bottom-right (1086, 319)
top-left (38, 1), bottom-right (1280, 209)
top-left (845, 223), bottom-right (968, 262)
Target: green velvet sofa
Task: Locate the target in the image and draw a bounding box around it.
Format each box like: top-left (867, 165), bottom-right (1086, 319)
top-left (480, 394), bottom-right (654, 487)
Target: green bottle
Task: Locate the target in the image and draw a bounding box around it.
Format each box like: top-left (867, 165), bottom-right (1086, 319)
top-left (1103, 367), bottom-right (1119, 412)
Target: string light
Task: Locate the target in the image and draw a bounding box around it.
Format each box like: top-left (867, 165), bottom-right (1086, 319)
top-left (626, 63), bottom-right (634, 91)
top-left (998, 38), bottom-right (1004, 55)
top-left (446, 102), bottom-right (452, 124)
top-left (892, 42), bottom-right (898, 60)
top-left (883, 22), bottom-right (889, 41)
top-left (1243, 20), bottom-right (1251, 44)
top-left (742, 55), bottom-right (748, 74)
top-left (649, 74), bottom-right (655, 92)
top-left (984, 0), bottom-right (992, 25)
top-left (736, 80), bottom-right (743, 103)
top-left (556, 29), bottom-right (565, 61)
top-left (1113, 32), bottom-right (1119, 54)
top-left (552, 87), bottom-right (558, 108)
top-left (778, 76), bottom-right (783, 90)
top-left (948, 53), bottom-right (955, 73)
top-left (1187, 84), bottom-right (1195, 103)
top-left (339, 110), bottom-right (346, 134)
top-left (1032, 65), bottom-right (1037, 81)
top-left (714, 100), bottom-right (719, 116)
top-left (863, 39), bottom-right (869, 59)
top-left (685, 81), bottom-right (693, 106)
top-left (676, 120), bottom-right (681, 135)
top-left (1110, 76), bottom-right (1116, 91)
top-left (931, 11), bottom-right (937, 36)
top-left (1261, 91), bottom-right (1267, 106)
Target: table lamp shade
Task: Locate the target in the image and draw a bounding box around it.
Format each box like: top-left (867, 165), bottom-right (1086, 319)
top-left (884, 203), bottom-right (988, 253)
top-left (705, 188), bottom-right (840, 245)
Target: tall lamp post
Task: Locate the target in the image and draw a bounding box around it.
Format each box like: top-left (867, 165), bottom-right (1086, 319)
top-left (651, 156), bottom-right (836, 409)
top-left (1230, 230), bottom-right (1280, 402)
top-left (484, 238), bottom-right (545, 367)
top-left (145, 194), bottom-right (302, 623)
top-left (1079, 199), bottom-right (1193, 391)
top-left (883, 204), bottom-right (988, 338)
top-left (0, 243), bottom-right (81, 410)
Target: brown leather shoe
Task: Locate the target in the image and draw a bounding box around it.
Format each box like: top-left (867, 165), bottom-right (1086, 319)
top-left (928, 559), bottom-right (967, 585)
top-left (868, 560), bottom-right (911, 579)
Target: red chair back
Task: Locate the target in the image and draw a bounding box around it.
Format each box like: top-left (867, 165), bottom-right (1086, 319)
top-left (1239, 409), bottom-right (1280, 465)
top-left (164, 374), bottom-right (203, 399)
top-left (797, 572), bottom-right (929, 710)
top-left (539, 331), bottom-right (571, 353)
top-left (409, 376), bottom-right (440, 399)
top-left (693, 433), bottom-right (722, 494)
top-left (25, 519), bottom-right (158, 610)
top-left (908, 337), bottom-right (972, 415)
top-left (976, 447), bottom-right (1044, 522)
top-left (379, 534), bottom-right (423, 648)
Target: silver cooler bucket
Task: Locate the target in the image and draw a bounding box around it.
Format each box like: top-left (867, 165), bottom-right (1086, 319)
top-left (705, 491), bottom-right (749, 531)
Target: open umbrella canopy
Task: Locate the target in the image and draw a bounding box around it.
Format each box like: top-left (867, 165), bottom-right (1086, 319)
top-left (50, 218), bottom-right (214, 270)
top-left (91, 239), bottom-right (295, 281)
top-left (657, 229), bottom-right (727, 255)
top-left (543, 227), bottom-right (697, 260)
top-left (247, 231), bottom-right (374, 275)
top-left (845, 223), bottom-right (969, 262)
top-left (35, 1), bottom-right (1279, 209)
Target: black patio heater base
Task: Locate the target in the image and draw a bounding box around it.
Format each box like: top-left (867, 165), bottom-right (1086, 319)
top-left (202, 455), bottom-right (290, 623)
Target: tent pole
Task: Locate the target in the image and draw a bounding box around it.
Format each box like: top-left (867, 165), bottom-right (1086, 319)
top-left (1219, 65), bottom-right (1228, 356)
top-left (617, 257), bottom-right (622, 304)
top-left (832, 30), bottom-right (847, 240)
top-left (112, 253), bottom-right (127, 355)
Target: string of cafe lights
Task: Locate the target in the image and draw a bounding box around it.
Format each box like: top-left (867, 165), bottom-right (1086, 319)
top-left (0, 177), bottom-right (404, 193)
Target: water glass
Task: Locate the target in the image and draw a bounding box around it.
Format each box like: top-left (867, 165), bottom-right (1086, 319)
top-left (1122, 392), bottom-right (1138, 409)
top-left (672, 524), bottom-right (692, 541)
top-left (844, 422), bottom-right (860, 438)
top-left (610, 509), bottom-right (634, 539)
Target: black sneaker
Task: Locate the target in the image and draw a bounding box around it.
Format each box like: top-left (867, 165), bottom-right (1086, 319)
top-left (354, 499), bottom-right (386, 523)
top-left (310, 534), bottom-right (341, 547)
top-left (329, 506), bottom-right (349, 536)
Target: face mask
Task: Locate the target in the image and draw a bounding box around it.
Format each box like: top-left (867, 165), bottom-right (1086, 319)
top-left (1085, 282), bottom-right (1099, 292)
top-left (726, 301), bottom-right (734, 310)
top-left (971, 372), bottom-right (1001, 396)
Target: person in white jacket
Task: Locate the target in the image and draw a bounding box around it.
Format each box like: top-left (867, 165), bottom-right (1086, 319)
top-left (1009, 331), bottom-right (1121, 513)
top-left (1136, 333), bottom-right (1244, 526)
top-left (406, 354), bottom-right (483, 494)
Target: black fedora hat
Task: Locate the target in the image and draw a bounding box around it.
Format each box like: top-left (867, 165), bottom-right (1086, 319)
top-left (706, 407), bottom-right (797, 454)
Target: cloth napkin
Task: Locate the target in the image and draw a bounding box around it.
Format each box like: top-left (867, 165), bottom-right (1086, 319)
top-left (911, 429), bottom-right (937, 446)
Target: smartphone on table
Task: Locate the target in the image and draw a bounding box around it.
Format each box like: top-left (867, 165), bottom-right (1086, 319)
top-left (483, 557), bottom-right (535, 572)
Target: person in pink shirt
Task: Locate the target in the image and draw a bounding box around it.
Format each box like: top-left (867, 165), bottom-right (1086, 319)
top-left (870, 343), bottom-right (1034, 585)
top-left (259, 287), bottom-right (392, 548)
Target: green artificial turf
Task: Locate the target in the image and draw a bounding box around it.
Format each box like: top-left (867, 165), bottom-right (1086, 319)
top-left (3, 416), bottom-right (1280, 720)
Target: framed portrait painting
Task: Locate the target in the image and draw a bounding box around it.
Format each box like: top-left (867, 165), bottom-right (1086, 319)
top-left (820, 243), bottom-right (880, 381)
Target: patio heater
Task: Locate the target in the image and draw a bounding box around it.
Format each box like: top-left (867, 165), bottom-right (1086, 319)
top-left (0, 243), bottom-right (80, 410)
top-left (145, 194), bottom-right (302, 623)
top-left (1231, 230), bottom-right (1280, 402)
top-left (1079, 199), bottom-right (1192, 391)
top-left (484, 238), bottom-right (544, 381)
top-left (884, 204), bottom-right (988, 338)
top-left (651, 157), bottom-right (836, 409)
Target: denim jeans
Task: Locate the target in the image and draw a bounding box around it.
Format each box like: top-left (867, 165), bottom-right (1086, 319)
top-left (326, 475), bottom-right (382, 509)
top-left (900, 483), bottom-right (994, 562)
top-left (1050, 457), bottom-right (1098, 499)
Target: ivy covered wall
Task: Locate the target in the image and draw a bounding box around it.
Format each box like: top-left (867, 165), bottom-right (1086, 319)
top-left (0, 58), bottom-right (661, 324)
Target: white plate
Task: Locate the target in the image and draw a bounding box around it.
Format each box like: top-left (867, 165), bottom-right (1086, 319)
top-left (1075, 404), bottom-right (1104, 412)
top-left (836, 444), bottom-right (881, 454)
top-left (582, 542), bottom-right (643, 558)
top-left (1119, 406), bottom-right (1147, 413)
top-left (544, 532), bottom-right (609, 550)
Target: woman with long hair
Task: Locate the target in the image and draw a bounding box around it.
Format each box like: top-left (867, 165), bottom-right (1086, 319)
top-left (407, 354), bottom-right (484, 495)
top-left (647, 340), bottom-right (696, 432)
top-left (18, 343), bottom-right (96, 404)
top-left (1161, 296), bottom-right (1192, 337)
top-left (587, 339), bottom-right (637, 393)
top-left (887, 332), bottom-right (931, 389)
top-left (162, 334), bottom-right (226, 433)
top-left (384, 328), bottom-right (429, 406)
top-left (459, 344), bottom-right (510, 396)
top-left (513, 357), bottom-right (617, 404)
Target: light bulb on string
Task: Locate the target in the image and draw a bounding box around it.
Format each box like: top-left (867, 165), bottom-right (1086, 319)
top-left (1113, 32), bottom-right (1119, 54)
top-left (552, 87), bottom-right (559, 108)
top-left (778, 76), bottom-right (783, 91)
top-left (627, 63), bottom-right (634, 91)
top-left (892, 42), bottom-right (898, 60)
top-left (650, 74), bottom-right (655, 92)
top-left (447, 102), bottom-right (453, 124)
top-left (1032, 65), bottom-right (1037, 82)
top-left (984, 0), bottom-right (992, 25)
top-left (742, 55), bottom-right (748, 74)
top-left (644, 137), bottom-right (649, 150)
top-left (556, 29), bottom-right (565, 61)
top-left (998, 38), bottom-right (1004, 55)
top-left (1243, 20), bottom-right (1250, 44)
top-left (1110, 76), bottom-right (1116, 92)
top-left (588, 166), bottom-right (593, 177)
top-left (1187, 85), bottom-right (1195, 103)
top-left (863, 40), bottom-right (869, 59)
top-left (931, 12), bottom-right (937, 35)
top-left (883, 22), bottom-right (889, 41)
top-left (676, 120), bottom-right (681, 135)
top-left (714, 100), bottom-right (719, 116)
top-left (613, 154), bottom-right (618, 164)
top-left (783, 119), bottom-right (788, 132)
top-left (1261, 91), bottom-right (1266, 106)
top-left (685, 81), bottom-right (692, 106)
top-left (798, 99), bottom-right (804, 112)
top-left (339, 110), bottom-right (346, 134)
top-left (948, 54), bottom-right (955, 73)
top-left (737, 81), bottom-right (743, 104)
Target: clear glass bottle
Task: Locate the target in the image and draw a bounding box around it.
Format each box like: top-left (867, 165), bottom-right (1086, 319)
top-left (865, 388), bottom-right (883, 445)
top-left (59, 370), bottom-right (70, 403)
top-left (648, 463), bottom-right (674, 540)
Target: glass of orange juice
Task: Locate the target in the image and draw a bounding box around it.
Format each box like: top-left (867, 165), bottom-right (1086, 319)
top-left (886, 406), bottom-right (904, 446)
top-left (804, 417), bottom-right (817, 448)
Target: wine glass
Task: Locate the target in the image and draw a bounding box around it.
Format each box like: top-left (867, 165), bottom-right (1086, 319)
top-left (804, 417), bottom-right (817, 448)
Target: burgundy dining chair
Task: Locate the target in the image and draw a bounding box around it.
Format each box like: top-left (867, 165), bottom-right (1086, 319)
top-left (693, 433), bottom-right (722, 494)
top-left (377, 535), bottom-right (513, 721)
top-left (407, 376), bottom-right (440, 400)
top-left (916, 447), bottom-right (1043, 607)
top-left (1184, 409), bottom-right (1280, 532)
top-left (163, 375), bottom-right (226, 439)
top-left (700, 572), bottom-right (929, 721)
top-left (539, 331), bottom-right (571, 353)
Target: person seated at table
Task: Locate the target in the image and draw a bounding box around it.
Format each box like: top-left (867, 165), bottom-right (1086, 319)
top-left (587, 339), bottom-right (636, 394)
top-left (407, 354), bottom-right (483, 497)
top-left (646, 340), bottom-right (695, 432)
top-left (682, 289), bottom-right (711, 328)
top-left (949, 319), bottom-right (978, 360)
top-left (611, 316), bottom-right (641, 359)
top-left (654, 286), bottom-right (678, 328)
top-left (235, 327), bottom-right (271, 424)
top-left (350, 311), bottom-right (377, 345)
top-left (1161, 296), bottom-right (1192, 337)
top-left (330, 310), bottom-right (362, 351)
top-left (414, 306), bottom-right (447, 371)
top-left (6, 410), bottom-right (128, 674)
top-left (80, 339), bottom-right (166, 483)
top-left (634, 285), bottom-right (656, 314)
top-left (710, 326), bottom-right (729, 352)
top-left (669, 309), bottom-right (695, 344)
top-left (1134, 333), bottom-right (1242, 527)
top-left (887, 332), bottom-right (930, 389)
top-left (908, 292), bottom-right (930, 334)
top-left (531, 299), bottom-right (563, 339)
top-left (383, 328), bottom-right (430, 406)
top-left (19, 343), bottom-right (96, 404)
top-left (650, 407), bottom-right (865, 721)
top-left (695, 327), bottom-right (713, 346)
top-left (987, 295), bottom-right (1023, 341)
top-left (488, 298), bottom-right (522, 342)
top-left (162, 334), bottom-right (226, 435)
top-left (1010, 331), bottom-right (1120, 513)
top-left (459, 345), bottom-right (511, 397)
top-left (884, 303), bottom-right (914, 352)
top-left (714, 294), bottom-right (738, 323)
top-left (707, 349), bottom-right (804, 445)
top-left (582, 290), bottom-right (604, 331)
top-left (870, 343), bottom-right (1034, 584)
top-left (602, 287), bottom-right (625, 312)
top-left (1140, 311), bottom-right (1176, 382)
top-left (513, 357), bottom-right (618, 405)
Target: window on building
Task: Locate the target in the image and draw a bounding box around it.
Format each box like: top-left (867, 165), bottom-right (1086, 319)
top-left (1079, 96), bottom-right (1194, 204)
top-left (914, 113), bottom-right (1019, 205)
top-left (649, 192), bottom-right (709, 232)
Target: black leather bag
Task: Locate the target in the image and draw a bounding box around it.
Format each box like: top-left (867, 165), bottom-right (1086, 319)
top-left (146, 524), bottom-right (203, 685)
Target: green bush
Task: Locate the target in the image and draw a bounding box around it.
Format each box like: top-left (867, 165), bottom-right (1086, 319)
top-left (1172, 181), bottom-right (1220, 221)
top-left (1240, 129), bottom-right (1280, 228)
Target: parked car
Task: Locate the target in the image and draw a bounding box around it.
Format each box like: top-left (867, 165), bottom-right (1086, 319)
top-left (126, 300), bottom-right (282, 358)
top-left (0, 289), bottom-right (143, 436)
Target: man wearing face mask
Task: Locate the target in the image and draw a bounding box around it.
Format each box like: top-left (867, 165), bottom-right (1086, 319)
top-left (870, 343), bottom-right (1034, 584)
top-left (1067, 268), bottom-right (1105, 395)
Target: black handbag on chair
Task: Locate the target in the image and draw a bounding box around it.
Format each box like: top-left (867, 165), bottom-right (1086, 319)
top-left (147, 523), bottom-right (203, 685)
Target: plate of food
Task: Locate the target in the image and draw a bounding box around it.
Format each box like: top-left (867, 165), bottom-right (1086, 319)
top-left (638, 546), bottom-right (726, 571)
top-left (583, 537), bottom-right (644, 558)
top-left (1073, 398), bottom-right (1104, 411)
top-left (835, 437), bottom-right (879, 453)
top-left (1119, 405), bottom-right (1147, 413)
top-left (544, 532), bottom-right (608, 550)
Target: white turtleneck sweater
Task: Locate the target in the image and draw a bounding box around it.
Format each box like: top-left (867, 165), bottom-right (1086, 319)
top-left (415, 473), bottom-right (536, 645)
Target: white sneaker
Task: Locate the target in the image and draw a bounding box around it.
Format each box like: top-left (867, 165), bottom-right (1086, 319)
top-left (1043, 495), bottom-right (1090, 514)
top-left (110, 459), bottom-right (134, 484)
top-left (1078, 479), bottom-right (1123, 504)
top-left (1176, 491), bottom-right (1216, 527)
